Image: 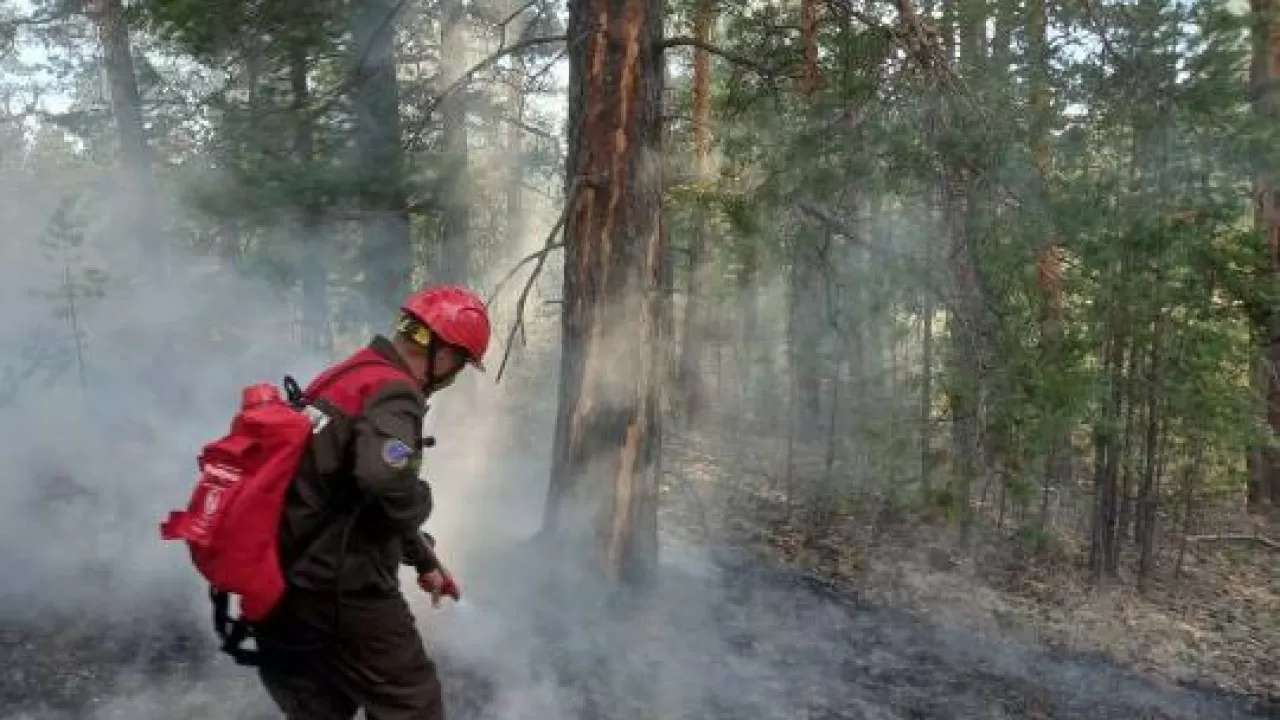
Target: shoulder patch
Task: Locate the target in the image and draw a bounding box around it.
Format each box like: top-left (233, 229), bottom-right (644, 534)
top-left (381, 438), bottom-right (415, 469)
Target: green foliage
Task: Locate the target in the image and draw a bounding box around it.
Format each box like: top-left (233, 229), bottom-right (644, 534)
top-left (653, 0), bottom-right (1272, 555)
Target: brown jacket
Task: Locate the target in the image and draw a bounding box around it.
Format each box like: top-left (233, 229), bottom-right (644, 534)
top-left (277, 336), bottom-right (439, 599)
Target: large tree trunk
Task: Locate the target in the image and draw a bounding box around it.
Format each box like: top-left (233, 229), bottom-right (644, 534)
top-left (1253, 0), bottom-right (1280, 510)
top-left (90, 0), bottom-right (163, 269)
top-left (438, 0), bottom-right (470, 284)
top-left (352, 0), bottom-right (411, 322)
top-left (543, 0), bottom-right (665, 586)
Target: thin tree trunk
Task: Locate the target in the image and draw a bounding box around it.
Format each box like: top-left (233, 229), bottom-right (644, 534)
top-left (736, 239), bottom-right (760, 415)
top-left (1173, 442), bottom-right (1206, 580)
top-left (438, 0), bottom-right (470, 284)
top-left (1249, 345), bottom-right (1267, 509)
top-left (658, 51), bottom-right (676, 415)
top-left (677, 0), bottom-right (714, 426)
top-left (352, 0), bottom-right (411, 323)
top-left (291, 46), bottom-right (329, 351)
top-left (945, 0), bottom-right (985, 540)
top-left (945, 178), bottom-right (981, 538)
top-left (1137, 301), bottom-right (1165, 584)
top-left (1091, 292), bottom-right (1128, 583)
top-left (921, 294), bottom-right (934, 494)
top-left (1117, 334), bottom-right (1142, 551)
top-left (1029, 0), bottom-right (1069, 518)
top-left (800, 0), bottom-right (820, 95)
top-left (506, 67), bottom-right (525, 248)
top-left (90, 0), bottom-right (163, 269)
top-left (789, 236), bottom-right (825, 441)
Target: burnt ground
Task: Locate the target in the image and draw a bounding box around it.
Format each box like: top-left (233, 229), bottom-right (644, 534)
top-left (1, 548), bottom-right (1275, 720)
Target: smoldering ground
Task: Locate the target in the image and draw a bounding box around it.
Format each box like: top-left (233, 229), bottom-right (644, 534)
top-left (0, 205), bottom-right (1273, 720)
top-left (0, 248), bottom-right (1274, 720)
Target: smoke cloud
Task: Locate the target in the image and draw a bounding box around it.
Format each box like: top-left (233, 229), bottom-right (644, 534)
top-left (0, 16), bottom-right (1272, 720)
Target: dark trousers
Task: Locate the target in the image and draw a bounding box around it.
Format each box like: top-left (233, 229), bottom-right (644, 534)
top-left (255, 589), bottom-right (444, 720)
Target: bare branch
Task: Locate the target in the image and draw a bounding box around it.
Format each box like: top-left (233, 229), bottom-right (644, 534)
top-left (500, 113), bottom-right (557, 142)
top-left (490, 177), bottom-right (582, 383)
top-left (657, 37), bottom-right (783, 78)
top-left (425, 34), bottom-right (567, 117)
top-left (488, 240), bottom-right (565, 302)
top-left (529, 48), bottom-right (567, 83)
top-left (496, 0), bottom-right (538, 47)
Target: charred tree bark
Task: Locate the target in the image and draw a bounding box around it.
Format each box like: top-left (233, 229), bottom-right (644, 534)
top-left (543, 0), bottom-right (665, 586)
top-left (1252, 0), bottom-right (1280, 510)
top-left (438, 0), bottom-right (471, 284)
top-left (90, 0), bottom-right (163, 269)
top-left (677, 0), bottom-right (714, 426)
top-left (352, 0), bottom-right (411, 322)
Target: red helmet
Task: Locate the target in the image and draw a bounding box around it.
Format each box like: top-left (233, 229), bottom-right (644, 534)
top-left (400, 285), bottom-right (491, 370)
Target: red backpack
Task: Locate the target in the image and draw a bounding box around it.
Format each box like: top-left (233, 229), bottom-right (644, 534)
top-left (160, 350), bottom-right (410, 664)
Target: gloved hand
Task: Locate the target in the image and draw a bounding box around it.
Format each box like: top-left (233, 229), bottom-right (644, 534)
top-left (418, 568), bottom-right (461, 607)
top-left (415, 531), bottom-right (460, 605)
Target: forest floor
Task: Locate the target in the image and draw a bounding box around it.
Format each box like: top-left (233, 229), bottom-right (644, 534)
top-left (661, 427), bottom-right (1280, 716)
top-left (2, 426), bottom-right (1278, 719)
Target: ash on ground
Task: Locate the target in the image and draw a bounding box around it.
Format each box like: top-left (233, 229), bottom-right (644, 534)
top-left (2, 548), bottom-right (1273, 720)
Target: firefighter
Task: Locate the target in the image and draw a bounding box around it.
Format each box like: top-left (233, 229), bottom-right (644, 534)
top-left (253, 285), bottom-right (491, 720)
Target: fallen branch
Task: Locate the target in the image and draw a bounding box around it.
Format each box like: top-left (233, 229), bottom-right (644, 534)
top-left (491, 177), bottom-right (581, 383)
top-left (1185, 534), bottom-right (1280, 551)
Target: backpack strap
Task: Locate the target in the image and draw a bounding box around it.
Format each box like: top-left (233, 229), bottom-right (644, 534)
top-left (210, 352), bottom-right (416, 667)
top-left (211, 587), bottom-right (262, 666)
